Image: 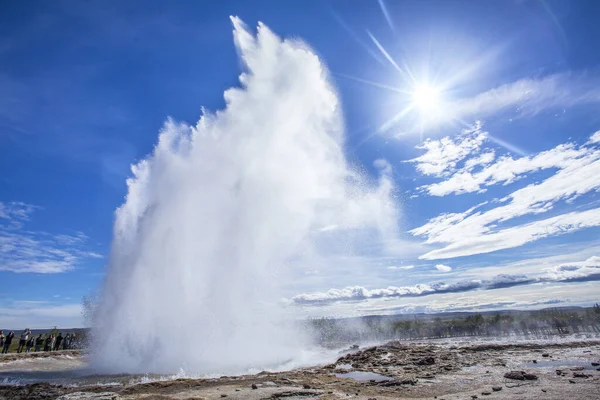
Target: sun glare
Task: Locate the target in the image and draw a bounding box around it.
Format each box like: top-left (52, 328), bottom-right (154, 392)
top-left (412, 84), bottom-right (441, 112)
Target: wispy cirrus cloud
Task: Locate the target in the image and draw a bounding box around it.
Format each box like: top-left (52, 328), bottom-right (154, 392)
top-left (418, 208), bottom-right (600, 260)
top-left (447, 71), bottom-right (600, 123)
top-left (387, 265), bottom-right (414, 270)
top-left (0, 201), bottom-right (102, 273)
top-left (0, 300), bottom-right (83, 328)
top-left (291, 256), bottom-right (600, 305)
top-left (408, 128), bottom-right (600, 259)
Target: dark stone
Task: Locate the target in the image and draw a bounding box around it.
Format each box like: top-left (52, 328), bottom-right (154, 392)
top-left (523, 373), bottom-right (538, 380)
top-left (492, 386), bottom-right (502, 392)
top-left (542, 353), bottom-right (550, 357)
top-left (504, 371), bottom-right (538, 381)
top-left (573, 373), bottom-right (591, 378)
top-left (302, 384), bottom-right (311, 389)
top-left (415, 356), bottom-right (435, 365)
top-left (378, 378), bottom-right (418, 386)
top-left (481, 392), bottom-right (492, 396)
top-left (591, 362), bottom-right (599, 366)
top-left (251, 384), bottom-right (258, 390)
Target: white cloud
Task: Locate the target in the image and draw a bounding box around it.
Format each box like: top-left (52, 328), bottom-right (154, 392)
top-left (406, 122), bottom-right (487, 176)
top-left (0, 201), bottom-right (38, 229)
top-left (463, 150), bottom-right (495, 171)
top-left (419, 207), bottom-right (600, 260)
top-left (447, 71), bottom-right (600, 123)
top-left (589, 130), bottom-right (600, 144)
top-left (0, 301), bottom-right (83, 328)
top-left (0, 201), bottom-right (102, 273)
top-left (410, 131), bottom-right (600, 259)
top-left (387, 265), bottom-right (414, 270)
top-left (421, 141), bottom-right (595, 196)
top-left (291, 254), bottom-right (600, 306)
top-left (547, 256), bottom-right (600, 281)
top-left (435, 264), bottom-right (452, 272)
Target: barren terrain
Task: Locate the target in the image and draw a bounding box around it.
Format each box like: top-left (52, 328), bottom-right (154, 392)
top-left (1, 340), bottom-right (599, 400)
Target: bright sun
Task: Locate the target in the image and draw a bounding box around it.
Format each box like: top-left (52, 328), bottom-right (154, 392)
top-left (412, 84), bottom-right (441, 112)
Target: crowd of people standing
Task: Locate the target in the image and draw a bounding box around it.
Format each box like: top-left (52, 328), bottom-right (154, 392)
top-left (0, 328), bottom-right (77, 354)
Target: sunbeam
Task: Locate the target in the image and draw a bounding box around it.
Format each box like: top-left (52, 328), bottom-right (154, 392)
top-left (367, 30), bottom-right (414, 83)
top-left (377, 0), bottom-right (396, 33)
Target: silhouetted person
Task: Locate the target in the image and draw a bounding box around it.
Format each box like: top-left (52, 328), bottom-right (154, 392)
top-left (0, 331), bottom-right (4, 350)
top-left (70, 333), bottom-right (77, 349)
top-left (25, 336), bottom-right (35, 353)
top-left (17, 328), bottom-right (31, 353)
top-left (54, 333), bottom-right (63, 351)
top-left (2, 331), bottom-right (14, 353)
top-left (35, 334), bottom-right (44, 352)
top-left (63, 333), bottom-right (71, 350)
top-left (44, 335), bottom-right (52, 352)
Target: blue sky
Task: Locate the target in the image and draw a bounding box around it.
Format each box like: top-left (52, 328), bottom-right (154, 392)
top-left (1, 0), bottom-right (600, 328)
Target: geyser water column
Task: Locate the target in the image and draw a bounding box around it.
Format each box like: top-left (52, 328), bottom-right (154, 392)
top-left (91, 17), bottom-right (399, 374)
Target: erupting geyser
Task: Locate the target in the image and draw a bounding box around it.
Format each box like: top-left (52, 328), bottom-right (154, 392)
top-left (91, 17), bottom-right (399, 374)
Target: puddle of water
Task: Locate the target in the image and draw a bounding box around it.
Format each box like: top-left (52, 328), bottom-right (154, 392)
top-left (335, 371), bottom-right (394, 382)
top-left (523, 360), bottom-right (596, 370)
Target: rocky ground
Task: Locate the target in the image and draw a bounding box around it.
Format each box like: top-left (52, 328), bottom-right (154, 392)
top-left (1, 340), bottom-right (599, 400)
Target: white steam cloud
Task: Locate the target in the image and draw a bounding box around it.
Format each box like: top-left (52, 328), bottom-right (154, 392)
top-left (90, 17), bottom-right (399, 374)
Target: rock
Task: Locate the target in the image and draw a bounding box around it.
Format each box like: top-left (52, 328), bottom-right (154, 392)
top-left (532, 360), bottom-right (537, 363)
top-left (570, 366), bottom-right (585, 371)
top-left (471, 396), bottom-right (478, 399)
top-left (573, 372), bottom-right (591, 378)
top-left (504, 371), bottom-right (525, 380)
top-left (57, 394), bottom-right (120, 400)
top-left (591, 362), bottom-right (599, 366)
top-left (492, 386), bottom-right (502, 392)
top-left (378, 378), bottom-right (417, 386)
top-left (481, 391), bottom-right (491, 396)
top-left (220, 395), bottom-right (227, 398)
top-left (251, 384), bottom-right (258, 389)
top-left (504, 371), bottom-right (538, 380)
top-left (569, 379), bottom-right (576, 384)
top-left (302, 384), bottom-right (311, 389)
top-left (542, 353), bottom-right (550, 357)
top-left (415, 356), bottom-right (435, 365)
top-left (542, 389), bottom-right (547, 393)
top-left (556, 369), bottom-right (563, 375)
top-left (523, 372), bottom-right (538, 380)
